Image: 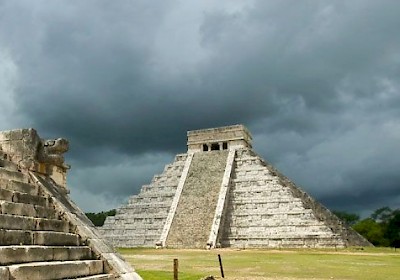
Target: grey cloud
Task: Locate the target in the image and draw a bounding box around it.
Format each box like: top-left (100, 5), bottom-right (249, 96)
top-left (68, 152), bottom-right (172, 198)
top-left (0, 1), bottom-right (399, 213)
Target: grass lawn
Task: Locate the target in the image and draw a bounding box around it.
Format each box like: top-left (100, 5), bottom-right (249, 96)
top-left (118, 247), bottom-right (400, 280)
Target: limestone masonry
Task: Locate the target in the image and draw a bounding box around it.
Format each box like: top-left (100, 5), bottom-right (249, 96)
top-left (0, 128), bottom-right (141, 280)
top-left (100, 125), bottom-right (371, 249)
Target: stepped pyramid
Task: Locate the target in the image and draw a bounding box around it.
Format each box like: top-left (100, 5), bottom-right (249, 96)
top-left (0, 128), bottom-right (141, 280)
top-left (100, 125), bottom-right (371, 249)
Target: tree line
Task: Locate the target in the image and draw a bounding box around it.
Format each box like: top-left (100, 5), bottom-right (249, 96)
top-left (85, 209), bottom-right (116, 227)
top-left (333, 207), bottom-right (400, 247)
top-left (85, 207), bottom-right (400, 247)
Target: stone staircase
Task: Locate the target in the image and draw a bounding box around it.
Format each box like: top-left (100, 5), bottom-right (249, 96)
top-left (0, 165), bottom-right (115, 279)
top-left (166, 151), bottom-right (228, 248)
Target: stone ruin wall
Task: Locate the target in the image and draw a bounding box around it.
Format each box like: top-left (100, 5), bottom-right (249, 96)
top-left (0, 128), bottom-right (140, 279)
top-left (0, 128), bottom-right (69, 189)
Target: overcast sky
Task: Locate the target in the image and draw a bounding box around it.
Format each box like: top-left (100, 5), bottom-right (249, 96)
top-left (1, 1), bottom-right (399, 216)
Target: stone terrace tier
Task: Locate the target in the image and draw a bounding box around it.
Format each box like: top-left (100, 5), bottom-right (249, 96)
top-left (99, 154), bottom-right (188, 247)
top-left (219, 149), bottom-right (361, 248)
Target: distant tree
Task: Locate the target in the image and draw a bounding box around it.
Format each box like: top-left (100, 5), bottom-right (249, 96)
top-left (371, 207), bottom-right (393, 224)
top-left (384, 209), bottom-right (400, 248)
top-left (352, 206), bottom-right (399, 247)
top-left (85, 209), bottom-right (116, 227)
top-left (353, 218), bottom-right (389, 246)
top-left (333, 210), bottom-right (360, 226)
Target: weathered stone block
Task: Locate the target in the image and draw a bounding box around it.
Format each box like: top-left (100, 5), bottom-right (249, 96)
top-left (13, 192), bottom-right (48, 207)
top-left (34, 205), bottom-right (58, 219)
top-left (0, 179), bottom-right (38, 195)
top-left (0, 229), bottom-right (33, 245)
top-left (0, 188), bottom-right (13, 201)
top-left (0, 266), bottom-right (10, 280)
top-left (66, 247), bottom-right (93, 261)
top-left (33, 231), bottom-right (79, 246)
top-left (0, 201), bottom-right (35, 216)
top-left (35, 218), bottom-right (70, 232)
top-left (7, 260), bottom-right (103, 280)
top-left (0, 246), bottom-right (54, 265)
top-left (0, 214), bottom-right (36, 230)
top-left (0, 168), bottom-right (28, 183)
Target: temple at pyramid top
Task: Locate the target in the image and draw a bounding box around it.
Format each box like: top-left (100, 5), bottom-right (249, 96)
top-left (187, 124), bottom-right (252, 152)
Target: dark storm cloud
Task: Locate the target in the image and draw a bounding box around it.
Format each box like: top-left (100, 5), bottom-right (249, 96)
top-left (320, 172), bottom-right (400, 215)
top-left (1, 0), bottom-right (272, 161)
top-left (0, 1), bottom-right (399, 212)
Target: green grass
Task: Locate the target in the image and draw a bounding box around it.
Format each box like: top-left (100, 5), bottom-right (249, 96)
top-left (119, 247), bottom-right (400, 280)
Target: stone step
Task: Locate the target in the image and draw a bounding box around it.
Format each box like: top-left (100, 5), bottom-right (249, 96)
top-left (36, 217), bottom-right (72, 232)
top-left (234, 165), bottom-right (268, 172)
top-left (112, 213), bottom-right (167, 220)
top-left (0, 201), bottom-right (58, 219)
top-left (224, 235), bottom-right (344, 243)
top-left (120, 206), bottom-right (170, 215)
top-left (0, 214), bottom-right (71, 232)
top-left (231, 184), bottom-right (281, 191)
top-left (141, 185), bottom-right (177, 193)
top-left (0, 266), bottom-right (9, 279)
top-left (106, 233), bottom-right (161, 239)
top-left (229, 198), bottom-right (301, 204)
top-left (35, 231), bottom-right (81, 246)
top-left (0, 229), bottom-right (80, 246)
top-left (6, 260), bottom-right (104, 280)
top-left (137, 192), bottom-right (175, 198)
top-left (151, 175), bottom-right (162, 183)
top-left (230, 209), bottom-right (313, 217)
top-left (65, 274), bottom-right (116, 280)
top-left (0, 188), bottom-right (50, 207)
top-left (175, 154), bottom-right (187, 161)
top-left (125, 201), bottom-right (172, 208)
top-left (232, 177), bottom-right (277, 183)
top-left (0, 245), bottom-right (92, 265)
top-left (0, 167), bottom-right (29, 183)
top-left (106, 222), bottom-right (165, 230)
top-left (0, 158), bottom-right (19, 171)
top-left (0, 179), bottom-right (39, 196)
